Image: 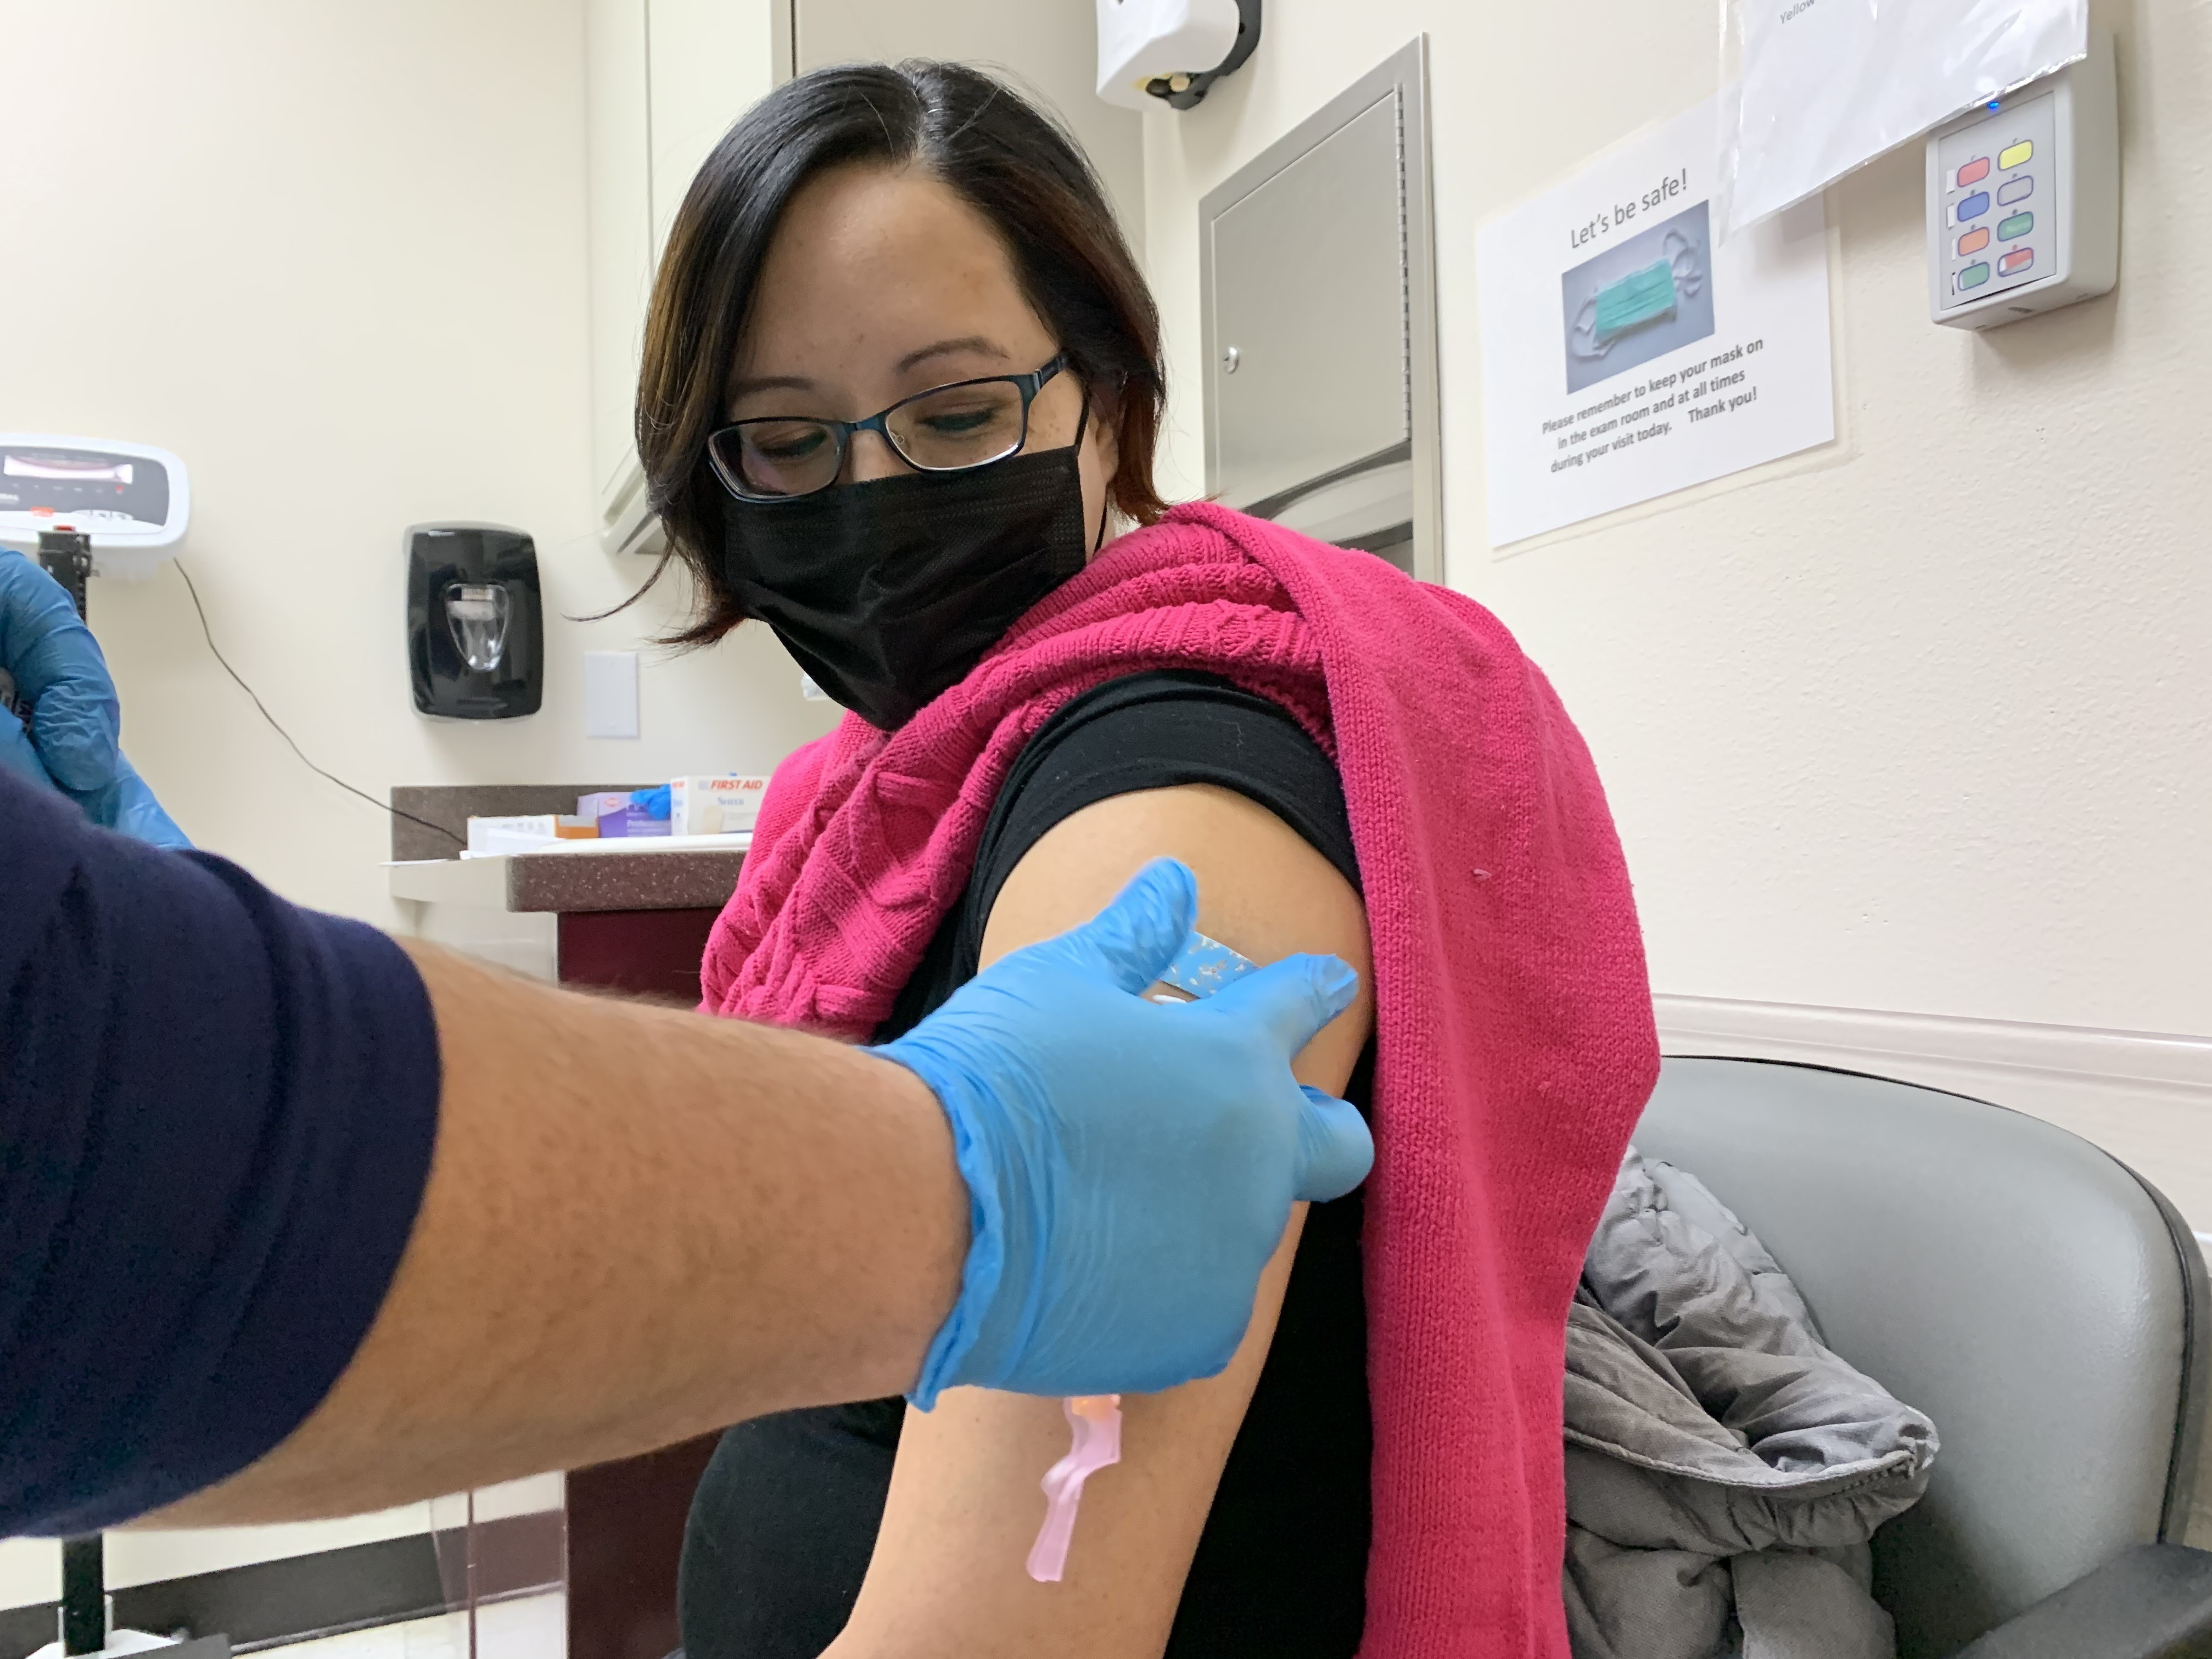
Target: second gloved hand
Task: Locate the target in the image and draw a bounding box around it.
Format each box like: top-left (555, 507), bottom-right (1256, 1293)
top-left (0, 550), bottom-right (188, 848)
top-left (875, 857), bottom-right (1373, 1408)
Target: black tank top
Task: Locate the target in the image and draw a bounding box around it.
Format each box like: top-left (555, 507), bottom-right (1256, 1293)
top-left (679, 671), bottom-right (1371, 1659)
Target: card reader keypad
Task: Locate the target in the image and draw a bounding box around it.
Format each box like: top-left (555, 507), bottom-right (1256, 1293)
top-left (1937, 92), bottom-right (2056, 307)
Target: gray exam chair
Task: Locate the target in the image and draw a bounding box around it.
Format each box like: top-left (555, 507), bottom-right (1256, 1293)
top-left (1636, 1057), bottom-right (2212, 1658)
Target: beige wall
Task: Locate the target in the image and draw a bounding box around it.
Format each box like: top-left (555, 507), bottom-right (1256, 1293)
top-left (1139, 1), bottom-right (2208, 1033)
top-left (794, 0), bottom-right (1146, 255)
top-left (10, 0), bottom-right (837, 927)
top-left (1139, 1), bottom-right (2212, 1207)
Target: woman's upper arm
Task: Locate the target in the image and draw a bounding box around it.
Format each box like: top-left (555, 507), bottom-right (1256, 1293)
top-left (828, 782), bottom-right (1372, 1659)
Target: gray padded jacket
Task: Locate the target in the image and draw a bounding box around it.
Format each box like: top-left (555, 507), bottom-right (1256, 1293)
top-left (1564, 1150), bottom-right (1940, 1659)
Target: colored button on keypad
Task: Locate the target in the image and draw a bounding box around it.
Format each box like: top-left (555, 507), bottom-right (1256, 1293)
top-left (1997, 211), bottom-right (2033, 241)
top-left (1956, 227), bottom-right (1990, 256)
top-left (1956, 156), bottom-right (1991, 188)
top-left (1998, 140), bottom-right (2034, 170)
top-left (1998, 248), bottom-right (2034, 277)
top-left (1997, 176), bottom-right (2032, 206)
top-left (1956, 191), bottom-right (1990, 222)
top-left (1958, 261), bottom-right (1991, 290)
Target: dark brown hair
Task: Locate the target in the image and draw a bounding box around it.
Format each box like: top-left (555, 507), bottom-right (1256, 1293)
top-left (637, 60), bottom-right (1168, 644)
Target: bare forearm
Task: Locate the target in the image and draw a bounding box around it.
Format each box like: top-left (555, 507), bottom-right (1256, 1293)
top-left (154, 942), bottom-right (966, 1525)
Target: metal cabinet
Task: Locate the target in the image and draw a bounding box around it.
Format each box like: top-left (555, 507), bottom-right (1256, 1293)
top-left (585, 0), bottom-right (656, 543)
top-left (585, 0), bottom-right (783, 556)
top-left (1201, 40), bottom-right (1441, 580)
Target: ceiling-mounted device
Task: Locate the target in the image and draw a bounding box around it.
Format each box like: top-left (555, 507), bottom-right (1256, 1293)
top-left (406, 523), bottom-right (544, 720)
top-left (1097, 0), bottom-right (1261, 111)
top-left (0, 434), bottom-right (189, 578)
top-left (1927, 30), bottom-right (2118, 330)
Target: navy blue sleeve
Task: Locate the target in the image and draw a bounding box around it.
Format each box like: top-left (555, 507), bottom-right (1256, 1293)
top-left (0, 769), bottom-right (441, 1535)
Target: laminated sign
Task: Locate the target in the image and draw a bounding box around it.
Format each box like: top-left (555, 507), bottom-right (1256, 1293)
top-left (1475, 97), bottom-right (1834, 548)
top-left (1720, 0), bottom-right (2087, 233)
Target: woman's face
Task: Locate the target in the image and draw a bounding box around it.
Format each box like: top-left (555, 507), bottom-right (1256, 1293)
top-left (726, 163), bottom-right (1119, 548)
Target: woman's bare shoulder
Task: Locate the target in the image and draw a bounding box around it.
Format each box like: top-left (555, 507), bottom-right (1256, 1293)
top-left (983, 782), bottom-right (1371, 1088)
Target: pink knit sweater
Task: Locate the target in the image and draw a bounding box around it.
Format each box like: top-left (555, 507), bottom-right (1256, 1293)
top-left (703, 503), bottom-right (1659, 1656)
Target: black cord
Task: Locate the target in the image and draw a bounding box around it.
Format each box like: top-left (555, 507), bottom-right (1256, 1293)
top-left (175, 561), bottom-right (466, 850)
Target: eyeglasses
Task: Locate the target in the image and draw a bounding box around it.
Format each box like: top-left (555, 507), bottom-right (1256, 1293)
top-left (707, 353), bottom-right (1069, 502)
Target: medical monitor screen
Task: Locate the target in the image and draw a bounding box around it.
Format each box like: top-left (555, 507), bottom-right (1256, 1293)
top-left (0, 445), bottom-right (171, 530)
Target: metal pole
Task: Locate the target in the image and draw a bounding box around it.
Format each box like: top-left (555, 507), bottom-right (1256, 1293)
top-left (59, 1533), bottom-right (104, 1655)
top-left (36, 528), bottom-right (93, 621)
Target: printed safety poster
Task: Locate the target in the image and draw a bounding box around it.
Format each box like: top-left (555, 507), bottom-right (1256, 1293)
top-left (1475, 97), bottom-right (1834, 549)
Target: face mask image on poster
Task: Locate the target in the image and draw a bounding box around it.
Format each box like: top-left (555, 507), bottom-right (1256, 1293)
top-left (1562, 201), bottom-right (1714, 394)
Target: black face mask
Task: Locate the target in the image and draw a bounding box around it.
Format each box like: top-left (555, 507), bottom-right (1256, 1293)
top-left (715, 436), bottom-right (1091, 731)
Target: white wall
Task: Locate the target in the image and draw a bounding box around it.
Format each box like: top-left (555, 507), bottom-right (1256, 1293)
top-left (1140, 2), bottom-right (2212, 1207)
top-left (10, 0), bottom-right (837, 928)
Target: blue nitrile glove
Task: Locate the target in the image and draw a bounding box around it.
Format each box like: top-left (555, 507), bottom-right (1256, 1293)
top-left (0, 549), bottom-right (189, 848)
top-left (877, 857), bottom-right (1373, 1407)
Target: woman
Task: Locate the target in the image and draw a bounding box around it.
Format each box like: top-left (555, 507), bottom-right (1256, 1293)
top-left (640, 61), bottom-right (1658, 1659)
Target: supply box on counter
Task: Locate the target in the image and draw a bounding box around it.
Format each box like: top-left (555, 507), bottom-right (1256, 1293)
top-left (460, 775), bottom-right (771, 856)
top-left (669, 775), bottom-right (769, 836)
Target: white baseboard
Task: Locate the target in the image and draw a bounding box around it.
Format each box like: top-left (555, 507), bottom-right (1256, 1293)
top-left (1654, 994), bottom-right (2212, 1230)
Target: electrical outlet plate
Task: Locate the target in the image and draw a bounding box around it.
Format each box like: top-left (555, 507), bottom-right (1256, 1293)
top-left (582, 650), bottom-right (640, 739)
top-left (1927, 30), bottom-right (2119, 330)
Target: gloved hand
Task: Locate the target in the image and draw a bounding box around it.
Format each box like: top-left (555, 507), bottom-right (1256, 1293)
top-left (0, 549), bottom-right (189, 848)
top-left (876, 858), bottom-right (1373, 1407)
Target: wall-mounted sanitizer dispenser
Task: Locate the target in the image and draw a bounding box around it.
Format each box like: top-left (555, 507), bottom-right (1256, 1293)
top-left (406, 523), bottom-right (542, 719)
top-left (1096, 0), bottom-right (1257, 110)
